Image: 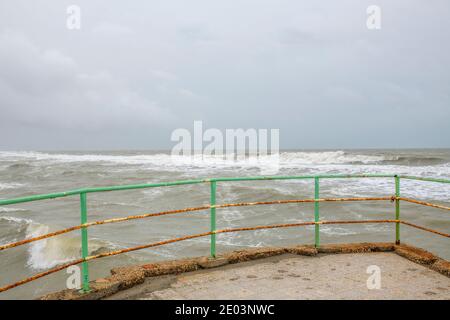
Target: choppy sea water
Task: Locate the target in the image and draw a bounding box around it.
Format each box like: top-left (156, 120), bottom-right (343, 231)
top-left (0, 149), bottom-right (449, 299)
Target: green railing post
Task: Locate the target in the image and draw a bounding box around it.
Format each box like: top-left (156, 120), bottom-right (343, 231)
top-left (80, 192), bottom-right (90, 292)
top-left (210, 181), bottom-right (217, 258)
top-left (314, 177), bottom-right (320, 248)
top-left (395, 176), bottom-right (400, 245)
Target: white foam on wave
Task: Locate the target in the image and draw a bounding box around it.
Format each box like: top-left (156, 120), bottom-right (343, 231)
top-left (1, 151), bottom-right (448, 207)
top-left (0, 207), bottom-right (28, 213)
top-left (0, 215), bottom-right (116, 270)
top-left (280, 151), bottom-right (394, 165)
top-left (0, 182), bottom-right (25, 190)
top-left (141, 187), bottom-right (165, 198)
top-left (1, 150), bottom-right (448, 177)
top-left (219, 208), bottom-right (245, 223)
top-left (320, 225), bottom-right (359, 236)
top-left (1, 217), bottom-right (77, 270)
top-left (0, 151), bottom-right (285, 174)
top-left (27, 226), bottom-right (118, 270)
top-left (0, 216), bottom-right (33, 224)
top-left (0, 150), bottom-right (402, 166)
top-left (1, 150), bottom-right (449, 177)
top-left (0, 151), bottom-right (172, 165)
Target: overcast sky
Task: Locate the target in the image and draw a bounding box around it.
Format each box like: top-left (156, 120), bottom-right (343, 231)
top-left (0, 1), bottom-right (449, 150)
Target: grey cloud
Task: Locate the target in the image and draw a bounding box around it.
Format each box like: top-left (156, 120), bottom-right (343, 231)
top-left (177, 25), bottom-right (216, 43)
top-left (0, 31), bottom-right (175, 131)
top-left (0, 0), bottom-right (449, 149)
top-left (278, 28), bottom-right (319, 46)
top-left (150, 70), bottom-right (178, 81)
top-left (92, 22), bottom-right (133, 37)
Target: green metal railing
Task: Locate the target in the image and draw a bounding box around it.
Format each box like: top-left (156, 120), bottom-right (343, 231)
top-left (395, 176), bottom-right (400, 244)
top-left (0, 174), bottom-right (449, 294)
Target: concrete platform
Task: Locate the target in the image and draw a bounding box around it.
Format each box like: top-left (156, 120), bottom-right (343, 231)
top-left (40, 243), bottom-right (450, 300)
top-left (107, 252), bottom-right (450, 300)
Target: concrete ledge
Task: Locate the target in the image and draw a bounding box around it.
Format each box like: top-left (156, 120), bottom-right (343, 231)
top-left (395, 244), bottom-right (438, 265)
top-left (141, 258), bottom-right (200, 277)
top-left (110, 266), bottom-right (146, 290)
top-left (41, 266), bottom-right (147, 300)
top-left (318, 242), bottom-right (395, 254)
top-left (286, 245), bottom-right (318, 256)
top-left (198, 257), bottom-right (229, 269)
top-left (39, 242), bottom-right (449, 300)
top-left (219, 247), bottom-right (287, 264)
top-left (430, 259), bottom-right (450, 277)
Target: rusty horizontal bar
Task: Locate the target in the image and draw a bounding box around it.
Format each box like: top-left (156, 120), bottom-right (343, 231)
top-left (320, 219), bottom-right (398, 225)
top-left (0, 226), bottom-right (82, 251)
top-left (215, 197), bottom-right (393, 208)
top-left (0, 205), bottom-right (212, 251)
top-left (0, 258), bottom-right (84, 293)
top-left (1, 173), bottom-right (449, 296)
top-left (85, 219), bottom-right (398, 261)
top-left (0, 197), bottom-right (392, 252)
top-left (401, 221), bottom-right (450, 238)
top-left (398, 197), bottom-right (450, 211)
top-left (0, 219), bottom-right (401, 294)
top-left (1, 195), bottom-right (448, 294)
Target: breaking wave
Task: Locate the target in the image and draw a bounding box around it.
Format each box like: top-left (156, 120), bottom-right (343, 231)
top-left (0, 216), bottom-right (116, 270)
top-left (0, 150), bottom-right (448, 167)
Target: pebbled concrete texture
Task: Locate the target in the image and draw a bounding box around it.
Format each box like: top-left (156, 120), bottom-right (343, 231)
top-left (108, 252), bottom-right (450, 300)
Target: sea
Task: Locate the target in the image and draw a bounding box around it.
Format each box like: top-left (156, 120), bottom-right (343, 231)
top-left (0, 149), bottom-right (449, 299)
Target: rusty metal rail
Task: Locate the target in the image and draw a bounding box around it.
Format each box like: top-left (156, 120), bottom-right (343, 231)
top-left (0, 174), bottom-right (449, 295)
top-left (400, 221), bottom-right (450, 238)
top-left (0, 219), bottom-right (400, 293)
top-left (398, 197), bottom-right (450, 211)
top-left (0, 197), bottom-right (392, 252)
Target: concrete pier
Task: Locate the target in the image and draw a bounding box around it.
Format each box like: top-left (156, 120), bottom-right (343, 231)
top-left (41, 243), bottom-right (450, 300)
top-left (108, 252), bottom-right (450, 300)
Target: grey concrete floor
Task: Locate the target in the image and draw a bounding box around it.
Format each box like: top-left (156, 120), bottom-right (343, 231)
top-left (108, 253), bottom-right (450, 300)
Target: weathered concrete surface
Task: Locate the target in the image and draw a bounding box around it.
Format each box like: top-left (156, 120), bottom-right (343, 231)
top-left (40, 243), bottom-right (450, 300)
top-left (108, 252), bottom-right (450, 300)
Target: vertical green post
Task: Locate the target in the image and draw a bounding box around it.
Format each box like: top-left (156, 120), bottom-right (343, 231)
top-left (210, 181), bottom-right (217, 258)
top-left (80, 192), bottom-right (90, 292)
top-left (395, 176), bottom-right (400, 245)
top-left (314, 177), bottom-right (320, 248)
